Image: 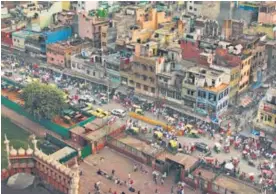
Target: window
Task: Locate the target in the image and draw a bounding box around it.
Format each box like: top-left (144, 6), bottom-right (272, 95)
top-left (212, 79), bottom-right (215, 86)
top-left (136, 83), bottom-right (141, 89)
top-left (72, 63), bottom-right (76, 68)
top-left (102, 42), bottom-right (106, 46)
top-left (224, 89), bottom-right (229, 96)
top-left (93, 71), bottom-right (95, 76)
top-left (176, 92), bottom-right (181, 100)
top-left (144, 85), bottom-right (148, 91)
top-left (268, 115), bottom-right (272, 122)
top-left (189, 6), bottom-right (193, 10)
top-left (260, 113), bottom-right (264, 121)
top-left (208, 93), bottom-right (216, 102)
top-left (151, 87), bottom-right (155, 93)
top-left (194, 8), bottom-right (197, 11)
top-left (51, 57), bottom-right (54, 61)
top-left (198, 91), bottom-right (206, 98)
top-left (102, 33), bottom-right (106, 38)
top-left (218, 93), bottom-right (223, 100)
top-left (87, 70), bottom-right (90, 74)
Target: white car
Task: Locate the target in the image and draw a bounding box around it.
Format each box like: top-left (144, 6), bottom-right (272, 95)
top-left (111, 109), bottom-right (126, 118)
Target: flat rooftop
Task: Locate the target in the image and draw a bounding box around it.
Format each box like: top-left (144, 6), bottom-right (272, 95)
top-left (188, 66), bottom-right (224, 78)
top-left (50, 146), bottom-right (76, 161)
top-left (117, 135), bottom-right (164, 157)
top-left (12, 30), bottom-right (36, 38)
top-left (214, 175), bottom-right (259, 194)
top-left (203, 83), bottom-right (229, 93)
top-left (166, 153), bottom-right (198, 170)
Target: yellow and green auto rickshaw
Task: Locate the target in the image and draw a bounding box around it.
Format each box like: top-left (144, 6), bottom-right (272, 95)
top-left (154, 131), bottom-right (163, 140)
top-left (135, 108), bottom-right (144, 115)
top-left (169, 140), bottom-right (178, 150)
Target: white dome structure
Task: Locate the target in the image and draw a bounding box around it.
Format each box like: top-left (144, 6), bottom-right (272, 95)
top-left (10, 146), bottom-right (17, 156)
top-left (26, 146), bottom-right (33, 155)
top-left (18, 147), bottom-right (26, 156)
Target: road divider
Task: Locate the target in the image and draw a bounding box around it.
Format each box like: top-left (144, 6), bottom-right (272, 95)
top-left (128, 112), bottom-right (174, 131)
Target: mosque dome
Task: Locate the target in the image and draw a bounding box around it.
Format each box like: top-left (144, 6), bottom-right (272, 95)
top-left (26, 145), bottom-right (34, 155)
top-left (18, 147), bottom-right (26, 156)
top-left (10, 146), bottom-right (17, 156)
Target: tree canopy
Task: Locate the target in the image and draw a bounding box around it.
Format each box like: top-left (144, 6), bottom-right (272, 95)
top-left (22, 82), bottom-right (67, 120)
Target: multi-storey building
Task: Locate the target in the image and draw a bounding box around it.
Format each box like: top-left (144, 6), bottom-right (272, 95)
top-left (46, 38), bottom-right (91, 68)
top-left (182, 65), bottom-right (230, 120)
top-left (120, 42), bottom-right (163, 97)
top-left (256, 87), bottom-right (276, 132)
top-left (186, 1), bottom-right (203, 16)
top-left (74, 1), bottom-right (98, 12)
top-left (102, 52), bottom-right (123, 88)
top-left (157, 60), bottom-right (190, 105)
top-left (70, 49), bottom-right (109, 86)
top-left (180, 37), bottom-right (217, 66)
top-left (194, 18), bottom-right (220, 38)
top-left (25, 25), bottom-right (72, 58)
top-left (101, 22), bottom-right (117, 52)
top-left (222, 19), bottom-right (244, 40)
top-left (78, 10), bottom-right (109, 48)
top-left (136, 8), bottom-right (172, 31)
top-left (195, 68), bottom-right (230, 122)
top-left (265, 41), bottom-right (276, 70)
top-left (212, 48), bottom-right (241, 104)
top-left (12, 30), bottom-right (37, 50)
top-left (234, 34), bottom-right (266, 85)
top-left (258, 2), bottom-right (276, 25)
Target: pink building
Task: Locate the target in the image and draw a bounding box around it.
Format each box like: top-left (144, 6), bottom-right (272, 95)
top-left (46, 39), bottom-right (91, 68)
top-left (258, 2), bottom-right (276, 25)
top-left (78, 11), bottom-right (109, 48)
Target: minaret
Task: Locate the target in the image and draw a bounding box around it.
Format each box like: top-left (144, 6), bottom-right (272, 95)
top-left (4, 134), bottom-right (11, 168)
top-left (69, 158), bottom-right (80, 194)
top-left (31, 134), bottom-right (38, 151)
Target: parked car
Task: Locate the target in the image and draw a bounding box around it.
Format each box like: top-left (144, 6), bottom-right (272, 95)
top-left (195, 142), bottom-right (210, 153)
top-left (111, 109), bottom-right (126, 118)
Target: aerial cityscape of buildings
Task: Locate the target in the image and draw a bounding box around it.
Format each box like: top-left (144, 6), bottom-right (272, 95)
top-left (1, 1), bottom-right (276, 194)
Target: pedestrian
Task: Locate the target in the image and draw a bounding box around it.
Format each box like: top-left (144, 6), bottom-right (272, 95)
top-left (155, 189), bottom-right (158, 193)
top-left (133, 164), bottom-right (138, 172)
top-left (128, 173), bottom-right (131, 179)
top-left (112, 169), bottom-right (115, 175)
top-left (161, 178), bottom-right (164, 185)
top-left (171, 186), bottom-right (174, 194)
top-left (137, 191), bottom-right (140, 194)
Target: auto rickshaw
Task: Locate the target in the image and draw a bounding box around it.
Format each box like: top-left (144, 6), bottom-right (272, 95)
top-left (184, 124), bottom-right (194, 132)
top-left (213, 142), bottom-right (221, 153)
top-left (169, 140), bottom-right (178, 151)
top-left (188, 130), bottom-right (200, 138)
top-left (128, 127), bottom-right (139, 135)
top-left (135, 108), bottom-right (144, 115)
top-left (153, 131), bottom-right (163, 140)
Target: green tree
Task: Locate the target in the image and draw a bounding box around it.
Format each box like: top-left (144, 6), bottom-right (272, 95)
top-left (22, 82), bottom-right (66, 120)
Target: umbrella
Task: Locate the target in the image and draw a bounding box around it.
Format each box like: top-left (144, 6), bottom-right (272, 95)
top-left (7, 173), bottom-right (35, 189)
top-left (225, 162), bottom-right (234, 170)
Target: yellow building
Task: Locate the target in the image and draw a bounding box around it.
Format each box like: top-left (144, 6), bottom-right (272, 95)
top-left (239, 53), bottom-right (252, 93)
top-left (256, 87), bottom-right (276, 130)
top-left (136, 8), bottom-right (172, 31)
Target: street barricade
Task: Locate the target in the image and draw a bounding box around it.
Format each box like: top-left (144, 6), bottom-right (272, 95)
top-left (128, 112), bottom-right (174, 131)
